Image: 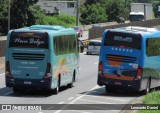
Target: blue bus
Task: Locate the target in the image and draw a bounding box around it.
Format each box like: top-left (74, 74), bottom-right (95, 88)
top-left (97, 26), bottom-right (160, 94)
top-left (5, 25), bottom-right (79, 94)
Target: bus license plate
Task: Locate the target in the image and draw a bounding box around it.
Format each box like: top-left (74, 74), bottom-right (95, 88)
top-left (24, 81), bottom-right (32, 85)
top-left (114, 82), bottom-right (121, 85)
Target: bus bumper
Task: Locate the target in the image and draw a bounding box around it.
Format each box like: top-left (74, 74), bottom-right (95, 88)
top-left (5, 77), bottom-right (52, 89)
top-left (97, 75), bottom-right (141, 91)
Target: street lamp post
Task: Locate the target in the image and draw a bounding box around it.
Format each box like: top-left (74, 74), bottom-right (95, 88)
top-left (8, 0), bottom-right (11, 31)
top-left (76, 0), bottom-right (79, 26)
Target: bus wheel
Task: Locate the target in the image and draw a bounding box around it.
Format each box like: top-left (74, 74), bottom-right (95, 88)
top-left (105, 86), bottom-right (114, 93)
top-left (13, 87), bottom-right (22, 93)
top-left (54, 77), bottom-right (60, 94)
top-left (142, 79), bottom-right (150, 95)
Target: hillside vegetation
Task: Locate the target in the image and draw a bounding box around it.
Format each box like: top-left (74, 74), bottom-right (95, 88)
top-left (1, 0), bottom-right (160, 34)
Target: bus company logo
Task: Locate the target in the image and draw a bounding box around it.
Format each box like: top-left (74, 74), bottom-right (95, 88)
top-left (2, 105), bottom-right (12, 110)
top-left (117, 70), bottom-right (122, 76)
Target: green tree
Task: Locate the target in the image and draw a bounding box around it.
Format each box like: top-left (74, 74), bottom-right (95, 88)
top-left (106, 0), bottom-right (128, 21)
top-left (152, 0), bottom-right (160, 18)
top-left (0, 0), bottom-right (42, 33)
top-left (80, 2), bottom-right (107, 24)
top-left (0, 0), bottom-right (8, 34)
top-left (10, 0), bottom-right (39, 29)
top-left (80, 0), bottom-right (129, 24)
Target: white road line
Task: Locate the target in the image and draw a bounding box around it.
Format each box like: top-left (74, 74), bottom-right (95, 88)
top-left (68, 97), bottom-right (75, 101)
top-left (4, 91), bottom-right (13, 96)
top-left (79, 98), bottom-right (113, 104)
top-left (0, 73), bottom-right (5, 76)
top-left (84, 95), bottom-right (128, 102)
top-left (58, 101), bottom-right (65, 104)
top-left (69, 85), bottom-right (99, 104)
top-left (79, 68), bottom-right (82, 70)
top-left (54, 85), bottom-right (99, 113)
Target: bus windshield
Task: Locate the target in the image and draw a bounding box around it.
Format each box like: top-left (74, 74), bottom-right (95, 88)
top-left (9, 32), bottom-right (48, 49)
top-left (104, 31), bottom-right (141, 50)
top-left (130, 15), bottom-right (144, 21)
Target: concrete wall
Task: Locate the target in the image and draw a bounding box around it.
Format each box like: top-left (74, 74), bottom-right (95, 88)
top-left (89, 18), bottom-right (160, 40)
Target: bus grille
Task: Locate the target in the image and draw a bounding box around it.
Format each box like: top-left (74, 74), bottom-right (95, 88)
top-left (106, 54), bottom-right (136, 63)
top-left (12, 53), bottom-right (45, 60)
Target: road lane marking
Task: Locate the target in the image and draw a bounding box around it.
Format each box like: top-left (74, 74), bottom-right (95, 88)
top-left (68, 97), bottom-right (75, 100)
top-left (69, 85), bottom-right (99, 104)
top-left (58, 101), bottom-right (65, 104)
top-left (83, 95), bottom-right (128, 102)
top-left (54, 85), bottom-right (99, 113)
top-left (79, 98), bottom-right (113, 104)
top-left (79, 68), bottom-right (82, 70)
top-left (0, 73), bottom-right (5, 76)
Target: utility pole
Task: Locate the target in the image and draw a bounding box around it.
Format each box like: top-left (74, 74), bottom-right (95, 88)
top-left (76, 0), bottom-right (79, 26)
top-left (8, 0), bottom-right (10, 31)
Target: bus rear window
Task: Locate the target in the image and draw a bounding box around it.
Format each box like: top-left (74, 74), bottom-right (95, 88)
top-left (104, 31), bottom-right (141, 50)
top-left (9, 32), bottom-right (48, 49)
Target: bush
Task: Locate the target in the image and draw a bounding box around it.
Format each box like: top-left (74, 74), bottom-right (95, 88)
top-left (37, 13), bottom-right (76, 28)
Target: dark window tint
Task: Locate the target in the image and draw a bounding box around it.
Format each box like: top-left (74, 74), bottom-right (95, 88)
top-left (104, 31), bottom-right (141, 50)
top-left (54, 35), bottom-right (77, 55)
top-left (130, 15), bottom-right (144, 21)
top-left (9, 32), bottom-right (48, 49)
top-left (89, 41), bottom-right (101, 46)
top-left (146, 38), bottom-right (160, 56)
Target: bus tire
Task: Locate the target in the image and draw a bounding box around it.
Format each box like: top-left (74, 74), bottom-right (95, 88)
top-left (142, 79), bottom-right (150, 95)
top-left (87, 52), bottom-right (89, 55)
top-left (13, 87), bottom-right (22, 93)
top-left (105, 86), bottom-right (115, 93)
top-left (54, 77), bottom-right (60, 94)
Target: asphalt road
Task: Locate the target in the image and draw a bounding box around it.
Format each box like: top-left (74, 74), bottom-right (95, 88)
top-left (0, 52), bottom-right (142, 113)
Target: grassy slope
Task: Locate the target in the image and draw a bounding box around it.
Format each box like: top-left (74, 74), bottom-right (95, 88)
top-left (138, 91), bottom-right (160, 113)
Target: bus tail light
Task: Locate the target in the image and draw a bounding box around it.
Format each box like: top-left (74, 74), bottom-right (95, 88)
top-left (44, 63), bottom-right (52, 79)
top-left (98, 61), bottom-right (103, 75)
top-left (136, 66), bottom-right (142, 79)
top-left (5, 61), bottom-right (13, 79)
